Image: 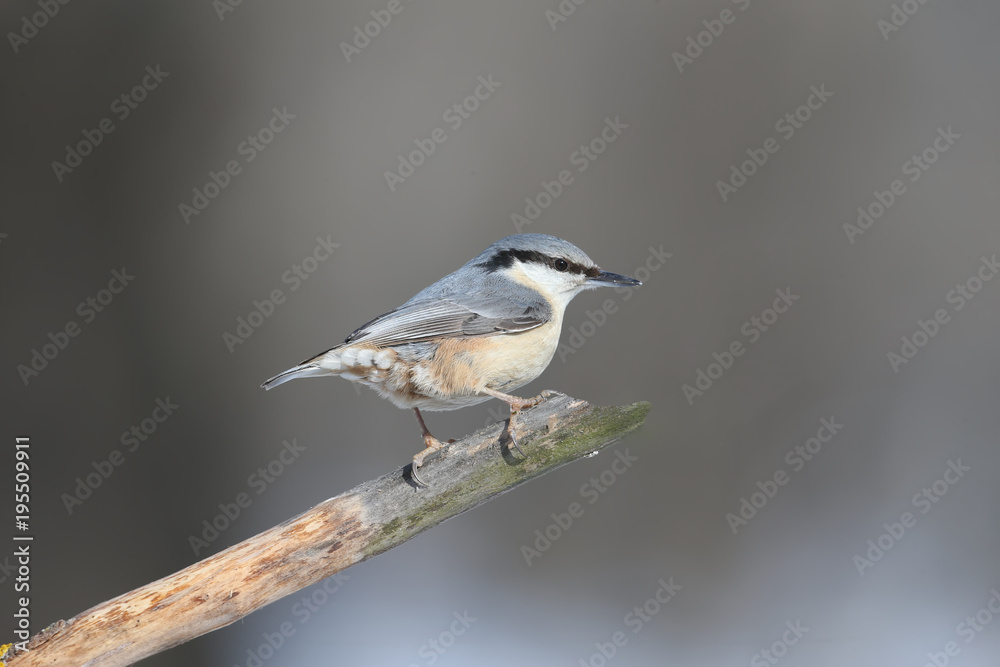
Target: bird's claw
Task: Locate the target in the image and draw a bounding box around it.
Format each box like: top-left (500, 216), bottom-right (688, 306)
top-left (507, 420), bottom-right (526, 457)
top-left (506, 390), bottom-right (555, 457)
top-left (410, 436), bottom-right (450, 488)
top-left (410, 450), bottom-right (434, 487)
top-left (409, 462), bottom-right (429, 487)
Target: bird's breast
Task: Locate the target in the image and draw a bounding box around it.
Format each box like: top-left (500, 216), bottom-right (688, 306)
top-left (423, 319), bottom-right (563, 396)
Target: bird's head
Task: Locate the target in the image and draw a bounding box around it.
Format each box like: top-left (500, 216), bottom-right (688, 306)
top-left (474, 234), bottom-right (641, 309)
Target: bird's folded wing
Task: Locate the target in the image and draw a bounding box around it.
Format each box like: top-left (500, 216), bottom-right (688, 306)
top-left (343, 295), bottom-right (551, 347)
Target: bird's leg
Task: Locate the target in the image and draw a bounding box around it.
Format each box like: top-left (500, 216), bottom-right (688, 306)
top-left (481, 387), bottom-right (556, 455)
top-left (410, 407), bottom-right (450, 486)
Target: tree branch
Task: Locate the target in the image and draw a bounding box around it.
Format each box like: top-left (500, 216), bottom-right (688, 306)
top-left (4, 393), bottom-right (650, 667)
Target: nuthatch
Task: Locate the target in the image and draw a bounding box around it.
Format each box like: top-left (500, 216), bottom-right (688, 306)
top-left (262, 234), bottom-right (641, 485)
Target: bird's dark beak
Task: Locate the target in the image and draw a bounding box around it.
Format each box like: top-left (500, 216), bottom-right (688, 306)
top-left (588, 270), bottom-right (642, 287)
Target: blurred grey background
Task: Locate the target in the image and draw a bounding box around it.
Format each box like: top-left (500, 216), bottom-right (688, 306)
top-left (2, 0), bottom-right (1000, 665)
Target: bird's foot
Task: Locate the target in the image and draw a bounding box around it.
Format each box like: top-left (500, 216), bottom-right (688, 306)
top-left (507, 389), bottom-right (558, 411)
top-left (410, 435), bottom-right (454, 487)
top-left (505, 390), bottom-right (557, 456)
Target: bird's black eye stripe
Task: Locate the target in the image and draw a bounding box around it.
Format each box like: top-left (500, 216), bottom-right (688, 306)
top-left (477, 248), bottom-right (597, 276)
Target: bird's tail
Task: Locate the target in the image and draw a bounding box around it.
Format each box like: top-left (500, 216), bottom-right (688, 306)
top-left (260, 348), bottom-right (343, 390)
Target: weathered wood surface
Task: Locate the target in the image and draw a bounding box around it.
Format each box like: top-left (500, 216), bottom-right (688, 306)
top-left (4, 393), bottom-right (650, 667)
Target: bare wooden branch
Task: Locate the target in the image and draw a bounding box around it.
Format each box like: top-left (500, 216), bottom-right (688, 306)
top-left (4, 393), bottom-right (650, 667)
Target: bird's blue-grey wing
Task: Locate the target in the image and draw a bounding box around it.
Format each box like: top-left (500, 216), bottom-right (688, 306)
top-left (343, 292), bottom-right (552, 347)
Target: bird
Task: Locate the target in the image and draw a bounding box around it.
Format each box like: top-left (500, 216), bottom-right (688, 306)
top-left (261, 233), bottom-right (641, 485)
